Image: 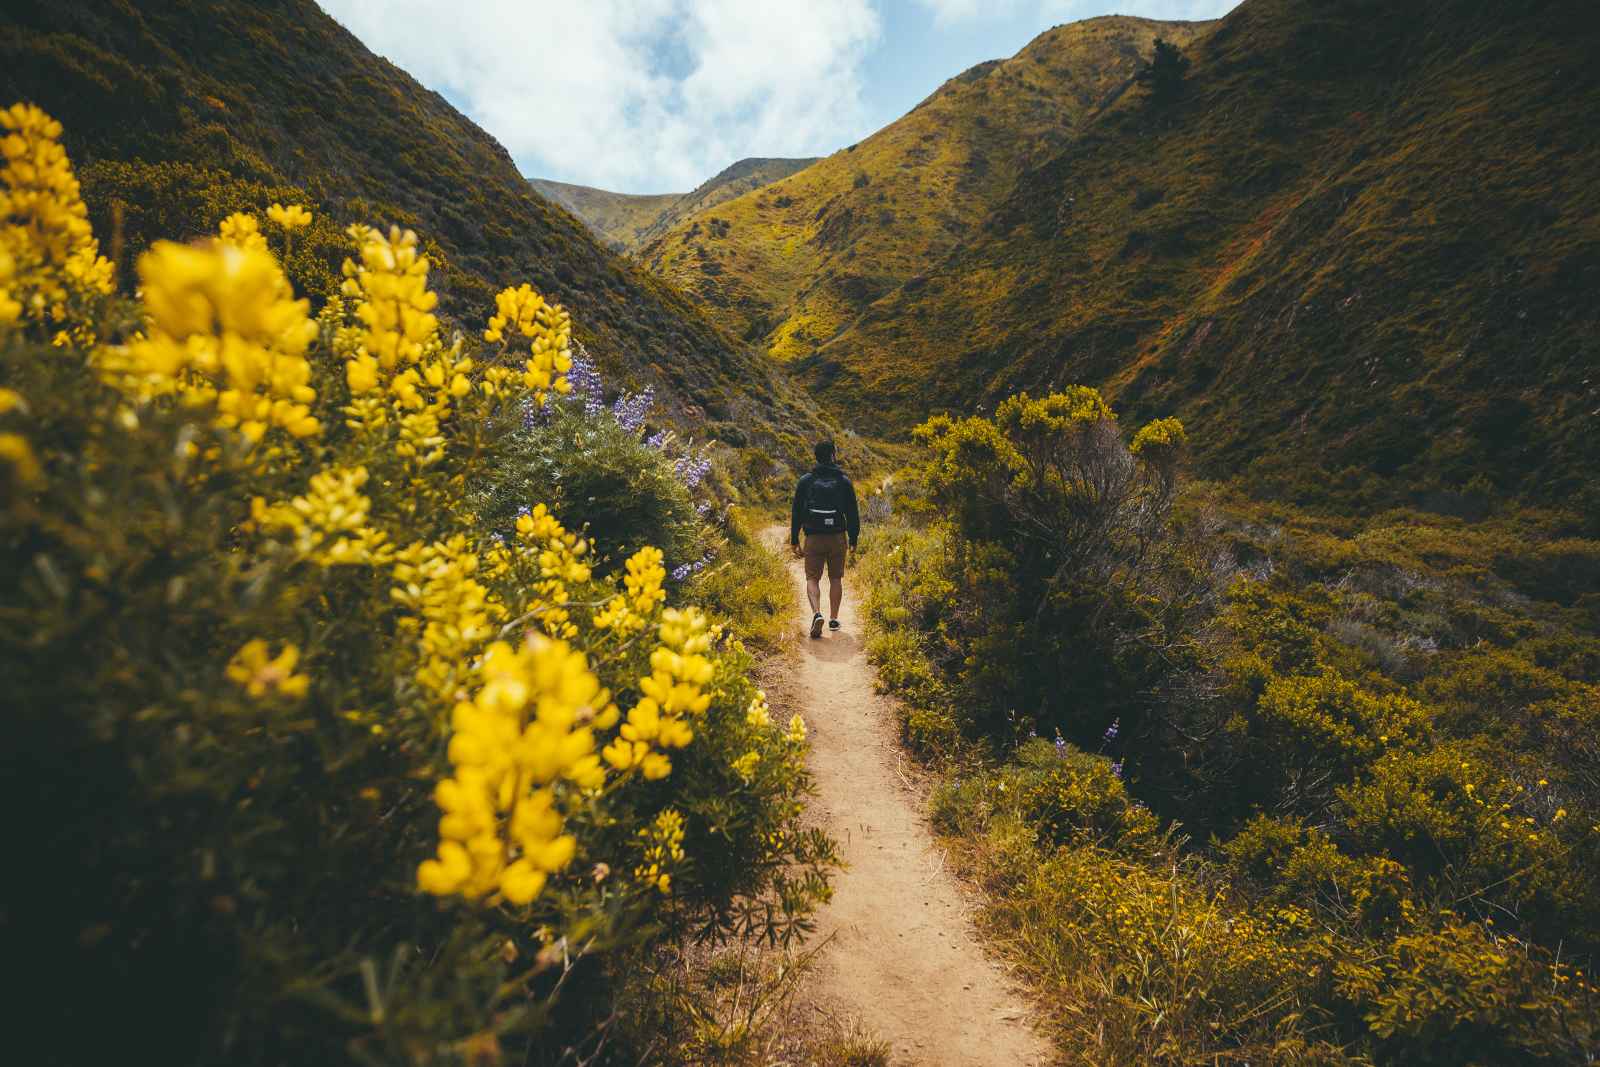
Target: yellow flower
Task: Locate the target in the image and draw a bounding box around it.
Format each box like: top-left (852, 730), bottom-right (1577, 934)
top-left (253, 466), bottom-right (391, 566)
top-left (0, 103), bottom-right (113, 330)
top-left (786, 713), bottom-right (807, 744)
top-left (225, 640), bottom-right (310, 700)
top-left (0, 431), bottom-right (42, 485)
top-left (634, 808), bottom-right (686, 895)
top-left (100, 240), bottom-right (320, 442)
top-left (217, 212), bottom-right (268, 252)
top-left (418, 638), bottom-right (606, 903)
top-left (746, 691), bottom-right (772, 729)
top-left (483, 283), bottom-right (572, 405)
top-left (266, 203), bottom-right (312, 230)
top-left (392, 535), bottom-right (504, 704)
top-left (732, 750), bottom-right (761, 782)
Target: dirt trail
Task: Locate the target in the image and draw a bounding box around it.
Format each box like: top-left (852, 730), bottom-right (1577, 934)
top-left (763, 526), bottom-right (1053, 1066)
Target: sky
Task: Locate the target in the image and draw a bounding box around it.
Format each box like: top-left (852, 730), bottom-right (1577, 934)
top-left (320, 0), bottom-right (1242, 195)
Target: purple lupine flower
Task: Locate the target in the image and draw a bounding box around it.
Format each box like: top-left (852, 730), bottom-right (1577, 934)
top-left (695, 500), bottom-right (712, 516)
top-left (1103, 718), bottom-right (1120, 744)
top-left (669, 553), bottom-right (713, 583)
top-left (675, 451), bottom-right (712, 491)
top-left (1054, 731), bottom-right (1068, 760)
top-left (612, 387), bottom-right (655, 434)
top-left (646, 429), bottom-right (671, 451)
top-left (1110, 760), bottom-right (1124, 780)
top-left (566, 348), bottom-right (605, 416)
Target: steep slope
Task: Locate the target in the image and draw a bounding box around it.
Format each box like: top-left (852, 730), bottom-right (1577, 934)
top-left (633, 156), bottom-right (820, 249)
top-left (528, 178), bottom-right (681, 253)
top-left (0, 0), bottom-right (811, 448)
top-left (807, 0), bottom-right (1600, 510)
top-left (638, 16), bottom-right (1215, 356)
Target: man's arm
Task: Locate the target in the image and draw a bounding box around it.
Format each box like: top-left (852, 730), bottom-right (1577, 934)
top-left (845, 476), bottom-right (861, 548)
top-left (790, 475), bottom-right (809, 546)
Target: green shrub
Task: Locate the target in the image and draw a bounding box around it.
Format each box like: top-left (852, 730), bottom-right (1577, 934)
top-left (476, 399), bottom-right (704, 574)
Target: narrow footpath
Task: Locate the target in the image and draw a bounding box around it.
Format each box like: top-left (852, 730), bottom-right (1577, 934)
top-left (763, 526), bottom-right (1053, 1066)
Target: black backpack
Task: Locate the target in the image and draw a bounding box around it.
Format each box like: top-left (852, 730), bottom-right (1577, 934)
top-left (804, 471), bottom-right (848, 534)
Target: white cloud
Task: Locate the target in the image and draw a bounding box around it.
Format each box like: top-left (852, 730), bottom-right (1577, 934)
top-left (320, 0), bottom-right (882, 193)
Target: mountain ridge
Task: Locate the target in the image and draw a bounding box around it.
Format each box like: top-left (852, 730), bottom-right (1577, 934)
top-left (531, 156), bottom-right (819, 253)
top-left (798, 0), bottom-right (1600, 511)
top-left (637, 15), bottom-right (1217, 358)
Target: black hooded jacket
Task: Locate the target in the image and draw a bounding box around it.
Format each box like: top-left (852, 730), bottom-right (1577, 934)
top-left (790, 464), bottom-right (860, 548)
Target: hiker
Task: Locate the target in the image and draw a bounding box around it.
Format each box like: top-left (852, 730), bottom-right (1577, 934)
top-left (790, 439), bottom-right (860, 639)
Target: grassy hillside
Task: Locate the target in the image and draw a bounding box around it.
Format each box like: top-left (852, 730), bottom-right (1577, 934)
top-left (528, 178), bottom-right (680, 252)
top-left (530, 157), bottom-right (817, 254)
top-left (805, 0), bottom-right (1600, 515)
top-left (638, 16), bottom-right (1214, 357)
top-left (633, 156), bottom-right (820, 249)
top-left (0, 0), bottom-right (816, 453)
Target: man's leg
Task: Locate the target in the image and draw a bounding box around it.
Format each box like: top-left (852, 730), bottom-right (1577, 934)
top-left (806, 576), bottom-right (822, 616)
top-left (827, 535), bottom-right (845, 621)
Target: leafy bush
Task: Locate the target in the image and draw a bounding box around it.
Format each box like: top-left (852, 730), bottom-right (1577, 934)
top-left (857, 387), bottom-right (1600, 1063)
top-left (0, 104), bottom-right (834, 1064)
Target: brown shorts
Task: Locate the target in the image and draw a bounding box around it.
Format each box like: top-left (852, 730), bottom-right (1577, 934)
top-left (803, 531), bottom-right (848, 581)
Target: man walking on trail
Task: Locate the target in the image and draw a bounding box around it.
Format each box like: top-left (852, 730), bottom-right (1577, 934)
top-left (790, 439), bottom-right (860, 639)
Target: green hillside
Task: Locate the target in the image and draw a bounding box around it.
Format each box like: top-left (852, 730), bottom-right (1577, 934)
top-left (528, 178), bottom-right (680, 252)
top-left (0, 0), bottom-right (815, 451)
top-left (632, 156), bottom-right (820, 249)
top-left (804, 0), bottom-right (1600, 514)
top-left (638, 16), bottom-right (1215, 358)
top-left (530, 157), bottom-right (817, 254)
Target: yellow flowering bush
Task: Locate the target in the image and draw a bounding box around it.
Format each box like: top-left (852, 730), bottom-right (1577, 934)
top-left (0, 106), bottom-right (833, 1063)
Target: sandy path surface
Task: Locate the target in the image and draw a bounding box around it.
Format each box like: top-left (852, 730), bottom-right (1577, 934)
top-left (764, 526), bottom-right (1053, 1066)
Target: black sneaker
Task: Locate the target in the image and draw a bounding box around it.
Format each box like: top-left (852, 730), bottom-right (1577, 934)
top-left (809, 613), bottom-right (824, 639)
top-left (828, 619), bottom-right (841, 632)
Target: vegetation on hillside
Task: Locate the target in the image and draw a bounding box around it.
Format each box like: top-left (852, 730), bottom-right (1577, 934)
top-left (631, 156), bottom-right (822, 250)
top-left (528, 178), bottom-right (682, 254)
top-left (638, 16), bottom-right (1213, 359)
top-left (533, 158), bottom-right (819, 254)
top-left (0, 103), bottom-right (838, 1064)
top-left (0, 0), bottom-right (820, 460)
top-left (803, 0), bottom-right (1600, 515)
top-left (860, 387), bottom-right (1600, 1064)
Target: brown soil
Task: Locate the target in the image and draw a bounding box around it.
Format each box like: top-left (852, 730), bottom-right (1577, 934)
top-left (763, 526), bottom-right (1054, 1066)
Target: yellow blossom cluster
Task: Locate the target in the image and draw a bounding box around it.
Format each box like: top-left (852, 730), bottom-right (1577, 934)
top-left (266, 203), bottom-right (312, 230)
top-left (511, 504), bottom-right (592, 639)
top-left (339, 225), bottom-right (470, 460)
top-left (785, 713), bottom-right (807, 744)
top-left (483, 283), bottom-right (573, 405)
top-left (634, 808), bottom-right (686, 894)
top-left (593, 545), bottom-right (666, 635)
top-left (417, 638), bottom-right (608, 904)
top-left (745, 690), bottom-right (772, 729)
top-left (731, 750), bottom-right (761, 782)
top-left (0, 243), bottom-right (20, 331)
top-left (392, 535), bottom-right (505, 705)
top-left (602, 607), bottom-right (715, 779)
top-left (0, 429), bottom-right (42, 486)
top-left (226, 640), bottom-right (311, 701)
top-left (0, 102), bottom-right (114, 327)
top-left (217, 211), bottom-right (268, 253)
top-left (100, 240), bottom-right (320, 441)
top-left (251, 465), bottom-right (392, 565)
